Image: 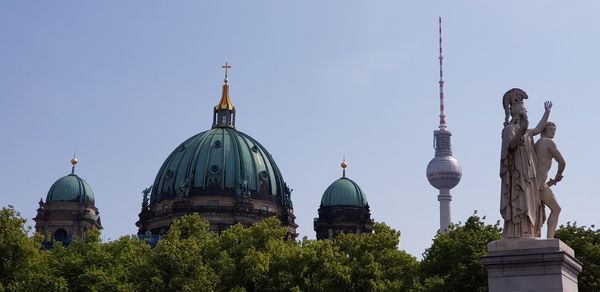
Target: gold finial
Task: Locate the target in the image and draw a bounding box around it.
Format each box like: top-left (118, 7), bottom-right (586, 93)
top-left (71, 151), bottom-right (78, 174)
top-left (341, 160), bottom-right (348, 169)
top-left (222, 62), bottom-right (231, 84)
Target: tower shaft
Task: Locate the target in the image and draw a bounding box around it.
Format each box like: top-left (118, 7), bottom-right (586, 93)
top-left (438, 188), bottom-right (452, 232)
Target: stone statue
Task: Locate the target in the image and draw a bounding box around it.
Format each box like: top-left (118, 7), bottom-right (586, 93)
top-left (534, 122), bottom-right (565, 238)
top-left (238, 178), bottom-right (250, 198)
top-left (176, 178), bottom-right (190, 197)
top-left (141, 186), bottom-right (151, 208)
top-left (500, 88), bottom-right (552, 238)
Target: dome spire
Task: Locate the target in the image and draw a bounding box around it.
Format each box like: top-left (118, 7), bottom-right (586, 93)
top-left (70, 151), bottom-right (78, 174)
top-left (212, 62), bottom-right (236, 128)
top-left (340, 156), bottom-right (348, 178)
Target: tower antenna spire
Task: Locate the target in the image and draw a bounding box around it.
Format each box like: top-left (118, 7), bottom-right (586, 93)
top-left (438, 17), bottom-right (446, 129)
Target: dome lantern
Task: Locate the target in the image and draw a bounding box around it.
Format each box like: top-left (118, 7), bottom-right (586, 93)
top-left (212, 62), bottom-right (236, 128)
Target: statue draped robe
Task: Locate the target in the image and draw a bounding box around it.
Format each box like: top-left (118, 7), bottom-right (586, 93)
top-left (500, 124), bottom-right (545, 238)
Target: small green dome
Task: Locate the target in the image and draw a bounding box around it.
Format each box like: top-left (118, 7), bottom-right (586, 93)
top-left (321, 177), bottom-right (368, 207)
top-left (151, 127), bottom-right (288, 203)
top-left (46, 174), bottom-right (95, 204)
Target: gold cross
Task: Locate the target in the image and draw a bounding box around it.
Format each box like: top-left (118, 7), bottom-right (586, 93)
top-left (222, 62), bottom-right (231, 82)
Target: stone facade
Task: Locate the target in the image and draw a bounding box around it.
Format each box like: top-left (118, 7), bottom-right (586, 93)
top-left (136, 194), bottom-right (296, 236)
top-left (314, 205), bottom-right (373, 240)
top-left (33, 200), bottom-right (102, 243)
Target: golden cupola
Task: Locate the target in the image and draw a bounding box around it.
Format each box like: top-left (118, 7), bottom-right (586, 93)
top-left (212, 62), bottom-right (236, 128)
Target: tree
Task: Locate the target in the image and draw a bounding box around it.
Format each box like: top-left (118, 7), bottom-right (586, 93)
top-left (555, 222), bottom-right (600, 292)
top-left (0, 206), bottom-right (66, 291)
top-left (0, 206), bottom-right (433, 291)
top-left (214, 216), bottom-right (298, 291)
top-left (47, 229), bottom-right (155, 291)
top-left (144, 213), bottom-right (219, 291)
top-left (333, 223), bottom-right (420, 291)
top-left (420, 215), bottom-right (501, 292)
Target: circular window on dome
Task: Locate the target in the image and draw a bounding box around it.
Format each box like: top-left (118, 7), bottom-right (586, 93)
top-left (213, 140), bottom-right (222, 148)
top-left (178, 144), bottom-right (187, 152)
top-left (165, 170), bottom-right (174, 179)
top-left (210, 165), bottom-right (220, 174)
top-left (259, 171), bottom-right (268, 180)
top-left (251, 145), bottom-right (259, 153)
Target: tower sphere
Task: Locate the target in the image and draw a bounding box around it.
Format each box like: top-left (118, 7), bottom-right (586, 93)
top-left (426, 155), bottom-right (462, 190)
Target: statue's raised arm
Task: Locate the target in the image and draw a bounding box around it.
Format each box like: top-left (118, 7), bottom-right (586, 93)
top-left (529, 101), bottom-right (552, 136)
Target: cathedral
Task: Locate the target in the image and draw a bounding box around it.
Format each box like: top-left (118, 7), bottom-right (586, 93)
top-left (34, 64), bottom-right (373, 243)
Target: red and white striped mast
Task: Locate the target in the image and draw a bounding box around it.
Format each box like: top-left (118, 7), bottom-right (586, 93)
top-left (438, 17), bottom-right (446, 130)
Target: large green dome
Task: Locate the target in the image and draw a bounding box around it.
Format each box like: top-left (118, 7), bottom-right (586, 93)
top-left (321, 177), bottom-right (368, 207)
top-left (151, 127), bottom-right (288, 203)
top-left (46, 174), bottom-right (95, 204)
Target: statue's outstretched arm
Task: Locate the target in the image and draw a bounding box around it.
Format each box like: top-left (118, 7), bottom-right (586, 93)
top-left (530, 101), bottom-right (552, 136)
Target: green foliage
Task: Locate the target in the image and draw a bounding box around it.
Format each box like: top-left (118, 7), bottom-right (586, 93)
top-left (0, 207), bottom-right (441, 291)
top-left (420, 215), bottom-right (501, 292)
top-left (48, 230), bottom-right (154, 291)
top-left (0, 206), bottom-right (67, 291)
top-left (555, 222), bottom-right (600, 292)
top-left (143, 215), bottom-right (418, 291)
top-left (333, 223), bottom-right (419, 291)
top-left (8, 204), bottom-right (600, 292)
top-left (146, 214), bottom-right (218, 291)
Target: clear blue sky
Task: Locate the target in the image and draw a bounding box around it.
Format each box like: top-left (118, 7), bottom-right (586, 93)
top-left (1, 1), bottom-right (598, 258)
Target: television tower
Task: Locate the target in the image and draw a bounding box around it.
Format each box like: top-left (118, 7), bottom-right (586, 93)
top-left (426, 17), bottom-right (462, 233)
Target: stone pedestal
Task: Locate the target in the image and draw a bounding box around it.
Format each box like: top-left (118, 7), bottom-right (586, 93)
top-left (482, 238), bottom-right (582, 292)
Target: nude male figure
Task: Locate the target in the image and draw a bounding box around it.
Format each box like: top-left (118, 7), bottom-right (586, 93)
top-left (534, 122), bottom-right (566, 238)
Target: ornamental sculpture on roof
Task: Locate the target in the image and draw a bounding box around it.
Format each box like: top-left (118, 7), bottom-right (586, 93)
top-left (499, 88), bottom-right (562, 238)
top-left (141, 186), bottom-right (151, 209)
